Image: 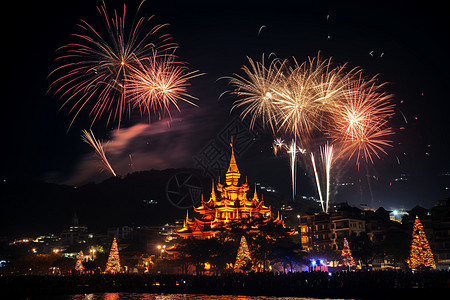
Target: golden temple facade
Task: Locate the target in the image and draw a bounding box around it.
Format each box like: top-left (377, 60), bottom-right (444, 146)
top-left (175, 142), bottom-right (280, 239)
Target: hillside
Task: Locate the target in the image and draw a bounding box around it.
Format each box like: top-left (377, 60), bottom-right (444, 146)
top-left (0, 169), bottom-right (210, 237)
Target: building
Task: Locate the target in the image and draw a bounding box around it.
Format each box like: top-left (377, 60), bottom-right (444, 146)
top-left (175, 141), bottom-right (284, 239)
top-left (365, 207), bottom-right (394, 244)
top-left (299, 203), bottom-right (366, 252)
top-left (60, 212), bottom-right (91, 247)
top-left (330, 203), bottom-right (366, 251)
top-left (107, 226), bottom-right (133, 241)
top-left (430, 199), bottom-right (450, 269)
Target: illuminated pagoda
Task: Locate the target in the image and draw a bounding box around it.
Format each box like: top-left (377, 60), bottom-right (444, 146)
top-left (176, 140), bottom-right (283, 239)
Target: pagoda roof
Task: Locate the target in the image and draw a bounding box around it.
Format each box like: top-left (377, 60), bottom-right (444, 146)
top-left (175, 217), bottom-right (220, 238)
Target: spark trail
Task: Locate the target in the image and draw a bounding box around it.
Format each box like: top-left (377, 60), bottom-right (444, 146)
top-left (81, 129), bottom-right (117, 177)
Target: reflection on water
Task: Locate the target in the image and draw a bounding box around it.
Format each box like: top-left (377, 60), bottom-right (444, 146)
top-left (58, 293), bottom-right (346, 300)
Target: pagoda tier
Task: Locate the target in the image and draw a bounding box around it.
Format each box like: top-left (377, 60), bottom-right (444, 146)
top-left (175, 211), bottom-right (221, 239)
top-left (175, 141), bottom-right (275, 239)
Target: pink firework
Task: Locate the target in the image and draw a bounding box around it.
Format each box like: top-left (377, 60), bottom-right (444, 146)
top-left (126, 53), bottom-right (202, 119)
top-left (48, 3), bottom-right (176, 129)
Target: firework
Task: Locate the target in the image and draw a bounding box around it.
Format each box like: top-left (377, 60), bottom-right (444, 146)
top-left (229, 54), bottom-right (353, 146)
top-left (310, 152), bottom-right (324, 212)
top-left (310, 143), bottom-right (334, 213)
top-left (273, 138), bottom-right (306, 200)
top-left (48, 3), bottom-right (176, 128)
top-left (321, 143), bottom-right (334, 213)
top-left (274, 56), bottom-right (351, 143)
top-left (228, 56), bottom-right (287, 133)
top-left (126, 53), bottom-right (202, 119)
top-left (273, 137), bottom-right (284, 156)
top-left (287, 139), bottom-right (298, 200)
top-left (330, 75), bottom-right (395, 166)
top-left (231, 54), bottom-right (351, 199)
top-left (81, 129), bottom-right (117, 177)
top-left (231, 53), bottom-right (395, 207)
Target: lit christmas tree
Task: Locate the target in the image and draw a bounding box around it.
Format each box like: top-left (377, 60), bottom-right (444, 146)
top-left (234, 236), bottom-right (252, 272)
top-left (105, 237), bottom-right (121, 273)
top-left (341, 237), bottom-right (356, 268)
top-left (75, 250), bottom-right (84, 272)
top-left (408, 216), bottom-right (436, 270)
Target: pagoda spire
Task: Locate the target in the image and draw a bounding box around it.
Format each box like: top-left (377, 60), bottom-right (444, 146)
top-left (228, 138), bottom-right (239, 173)
top-left (252, 184), bottom-right (259, 201)
top-left (184, 210), bottom-right (189, 227)
top-left (210, 180), bottom-right (216, 201)
top-left (226, 138), bottom-right (241, 186)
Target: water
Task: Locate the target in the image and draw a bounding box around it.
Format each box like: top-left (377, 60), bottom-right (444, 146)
top-left (42, 293), bottom-right (348, 300)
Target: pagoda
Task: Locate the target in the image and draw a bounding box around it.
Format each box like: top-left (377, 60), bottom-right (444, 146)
top-left (176, 141), bottom-right (283, 239)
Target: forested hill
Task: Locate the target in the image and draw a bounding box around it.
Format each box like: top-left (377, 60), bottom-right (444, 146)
top-left (0, 169), bottom-right (210, 237)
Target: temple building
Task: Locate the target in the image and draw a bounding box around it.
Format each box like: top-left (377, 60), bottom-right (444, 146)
top-left (175, 141), bottom-right (284, 239)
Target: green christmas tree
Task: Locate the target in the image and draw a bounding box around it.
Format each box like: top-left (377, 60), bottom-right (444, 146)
top-left (341, 237), bottom-right (356, 268)
top-left (408, 216), bottom-right (436, 270)
top-left (105, 237), bottom-right (121, 273)
top-left (75, 250), bottom-right (84, 272)
top-left (234, 235), bottom-right (252, 272)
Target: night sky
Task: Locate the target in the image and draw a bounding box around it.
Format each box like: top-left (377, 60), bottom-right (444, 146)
top-left (2, 0), bottom-right (449, 210)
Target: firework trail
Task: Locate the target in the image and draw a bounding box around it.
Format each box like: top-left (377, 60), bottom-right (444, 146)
top-left (126, 53), bottom-right (203, 120)
top-left (310, 152), bottom-right (324, 212)
top-left (310, 143), bottom-right (334, 213)
top-left (273, 138), bottom-right (306, 200)
top-left (81, 129), bottom-right (117, 177)
top-left (321, 143), bottom-right (334, 213)
top-left (48, 2), bottom-right (177, 129)
top-left (288, 139), bottom-right (298, 200)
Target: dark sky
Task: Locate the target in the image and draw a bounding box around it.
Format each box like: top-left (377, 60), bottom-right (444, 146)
top-left (1, 0), bottom-right (449, 210)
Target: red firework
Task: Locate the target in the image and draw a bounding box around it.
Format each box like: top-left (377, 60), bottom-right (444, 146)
top-left (331, 75), bottom-right (395, 165)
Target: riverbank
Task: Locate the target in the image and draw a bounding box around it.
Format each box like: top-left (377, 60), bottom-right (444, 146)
top-left (2, 271), bottom-right (449, 299)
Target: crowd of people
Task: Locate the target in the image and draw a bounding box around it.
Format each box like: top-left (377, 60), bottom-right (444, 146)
top-left (2, 270), bottom-right (449, 298)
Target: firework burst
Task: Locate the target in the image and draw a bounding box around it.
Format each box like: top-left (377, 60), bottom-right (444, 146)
top-left (274, 56), bottom-right (351, 143)
top-left (126, 53), bottom-right (202, 120)
top-left (48, 3), bottom-right (177, 129)
top-left (330, 75), bottom-right (395, 166)
top-left (228, 56), bottom-right (287, 133)
top-left (229, 54), bottom-right (352, 146)
top-left (81, 129), bottom-right (116, 177)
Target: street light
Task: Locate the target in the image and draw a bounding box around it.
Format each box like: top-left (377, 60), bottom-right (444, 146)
top-left (90, 248), bottom-right (96, 260)
top-left (157, 244), bottom-right (166, 257)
